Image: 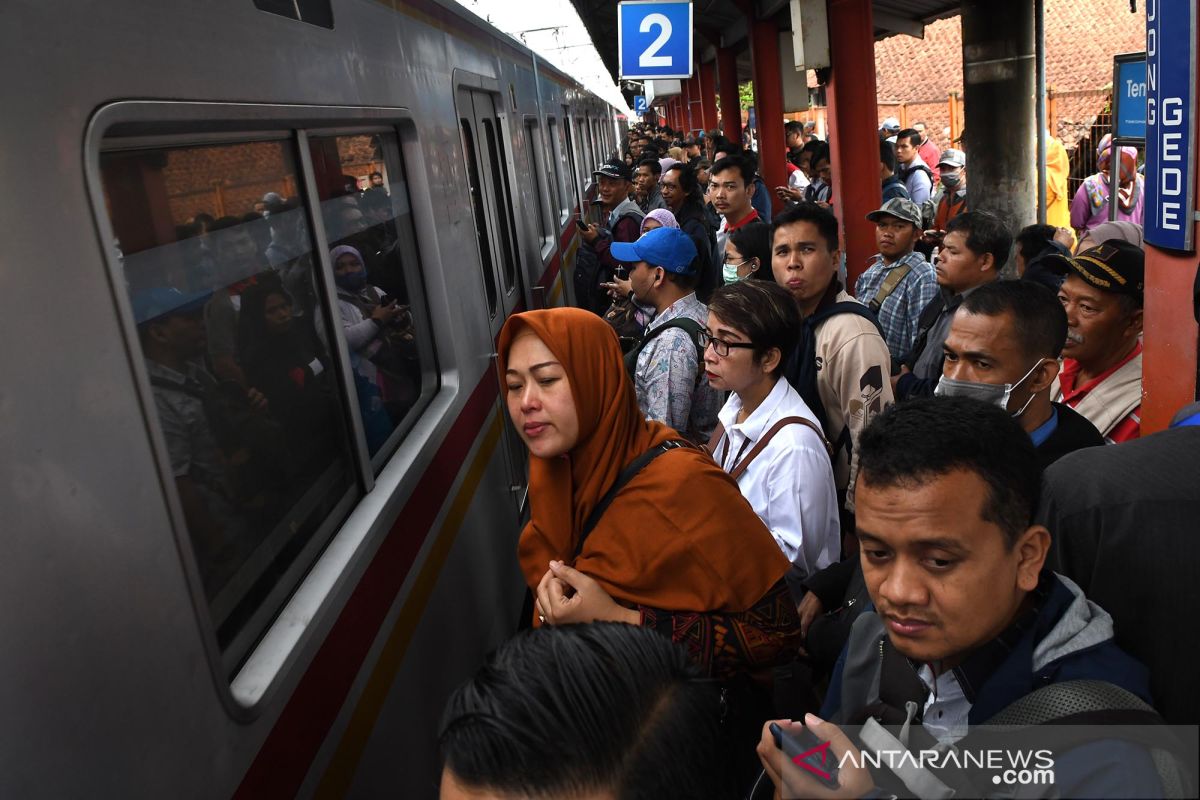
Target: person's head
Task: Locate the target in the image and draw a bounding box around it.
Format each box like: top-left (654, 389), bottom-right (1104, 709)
top-left (694, 159), bottom-right (712, 189)
top-left (855, 396), bottom-right (1049, 667)
top-left (724, 220), bottom-right (771, 283)
top-left (894, 128), bottom-right (921, 164)
top-left (209, 216), bottom-right (262, 280)
top-left (369, 170), bottom-right (384, 187)
top-left (785, 120), bottom-right (805, 150)
top-left (660, 163), bottom-right (698, 211)
top-left (880, 117), bottom-right (901, 140)
top-left (133, 287), bottom-right (211, 364)
top-left (805, 142), bottom-right (832, 184)
top-left (439, 623), bottom-right (729, 800)
top-left (1057, 241), bottom-right (1145, 369)
top-left (771, 202), bottom-right (841, 313)
top-left (1075, 220), bottom-right (1145, 254)
top-left (703, 280), bottom-right (801, 396)
top-left (330, 244), bottom-right (368, 292)
top-left (879, 139), bottom-right (898, 179)
top-left (937, 148), bottom-right (966, 190)
top-left (1013, 224), bottom-right (1058, 277)
top-left (634, 158), bottom-right (662, 196)
top-left (708, 155), bottom-right (755, 220)
top-left (630, 135), bottom-right (646, 157)
top-left (937, 212), bottom-right (1011, 293)
top-left (684, 139), bottom-right (701, 159)
top-left (913, 121), bottom-right (928, 144)
top-left (939, 281), bottom-right (1066, 427)
top-left (867, 198), bottom-right (922, 262)
top-left (612, 226), bottom-right (699, 311)
top-left (640, 208), bottom-right (679, 234)
top-left (359, 188), bottom-right (392, 227)
top-left (592, 160), bottom-right (633, 209)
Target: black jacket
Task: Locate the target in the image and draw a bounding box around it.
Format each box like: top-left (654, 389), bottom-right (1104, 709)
top-left (674, 201), bottom-right (718, 303)
top-left (1035, 402), bottom-right (1104, 470)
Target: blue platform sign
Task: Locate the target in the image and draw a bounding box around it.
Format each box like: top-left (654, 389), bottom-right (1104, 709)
top-left (633, 95), bottom-right (648, 115)
top-left (1145, 0), bottom-right (1197, 251)
top-left (1113, 55), bottom-right (1147, 141)
top-left (618, 1), bottom-right (693, 80)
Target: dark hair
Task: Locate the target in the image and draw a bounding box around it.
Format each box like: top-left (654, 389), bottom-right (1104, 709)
top-left (945, 211), bottom-right (1012, 267)
top-left (636, 157), bottom-right (662, 176)
top-left (728, 220), bottom-right (772, 273)
top-left (772, 202), bottom-right (840, 252)
top-left (440, 624), bottom-right (730, 799)
top-left (710, 154), bottom-right (754, 186)
top-left (710, 135), bottom-right (735, 155)
top-left (896, 128), bottom-right (922, 147)
top-left (664, 269), bottom-right (699, 291)
top-left (707, 280), bottom-right (802, 374)
top-left (665, 162), bottom-right (705, 207)
top-left (368, 170), bottom-right (382, 179)
top-left (960, 279), bottom-right (1068, 359)
top-left (858, 397), bottom-right (1040, 546)
top-left (1015, 224), bottom-right (1058, 263)
top-left (785, 120), bottom-right (804, 136)
top-left (880, 140), bottom-right (897, 174)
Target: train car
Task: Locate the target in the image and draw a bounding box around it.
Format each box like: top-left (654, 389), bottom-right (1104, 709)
top-left (0, 1), bottom-right (622, 796)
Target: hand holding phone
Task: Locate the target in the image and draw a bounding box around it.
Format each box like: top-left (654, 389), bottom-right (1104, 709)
top-left (575, 216), bottom-right (588, 232)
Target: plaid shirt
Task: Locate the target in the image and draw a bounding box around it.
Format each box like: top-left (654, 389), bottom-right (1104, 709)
top-left (854, 251), bottom-right (938, 360)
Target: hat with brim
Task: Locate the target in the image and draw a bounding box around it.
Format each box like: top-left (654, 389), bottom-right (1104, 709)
top-left (610, 227), bottom-right (698, 274)
top-left (866, 197), bottom-right (922, 227)
top-left (1064, 240), bottom-right (1145, 299)
top-left (594, 159), bottom-right (632, 182)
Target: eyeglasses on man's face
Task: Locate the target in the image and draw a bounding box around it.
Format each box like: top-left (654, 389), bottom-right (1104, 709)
top-left (698, 329), bottom-right (756, 358)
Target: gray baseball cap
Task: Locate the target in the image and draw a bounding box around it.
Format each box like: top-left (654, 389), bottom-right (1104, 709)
top-left (866, 197), bottom-right (922, 227)
top-left (938, 148), bottom-right (966, 168)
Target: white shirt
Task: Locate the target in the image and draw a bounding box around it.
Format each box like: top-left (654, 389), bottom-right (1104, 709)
top-left (713, 378), bottom-right (840, 578)
top-left (917, 665), bottom-right (971, 745)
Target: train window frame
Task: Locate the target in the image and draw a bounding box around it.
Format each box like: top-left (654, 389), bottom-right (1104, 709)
top-left (546, 116), bottom-right (568, 225)
top-left (84, 101), bottom-right (454, 719)
top-left (523, 116), bottom-right (553, 258)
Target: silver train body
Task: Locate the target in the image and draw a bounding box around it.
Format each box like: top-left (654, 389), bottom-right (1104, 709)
top-left (1, 1), bottom-right (623, 796)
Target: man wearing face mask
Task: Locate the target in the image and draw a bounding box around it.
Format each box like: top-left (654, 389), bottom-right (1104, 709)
top-left (920, 149), bottom-right (968, 250)
top-left (938, 280), bottom-right (1104, 466)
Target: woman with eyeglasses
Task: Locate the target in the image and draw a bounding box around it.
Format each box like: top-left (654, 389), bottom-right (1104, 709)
top-left (723, 219), bottom-right (771, 283)
top-left (702, 281), bottom-right (841, 600)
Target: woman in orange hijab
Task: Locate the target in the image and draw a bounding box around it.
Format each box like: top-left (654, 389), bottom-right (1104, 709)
top-left (499, 307), bottom-right (801, 678)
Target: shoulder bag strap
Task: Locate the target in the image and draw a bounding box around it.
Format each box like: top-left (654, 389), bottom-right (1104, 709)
top-left (728, 416), bottom-right (832, 481)
top-left (574, 440), bottom-right (690, 560)
top-left (868, 263), bottom-right (914, 314)
top-left (704, 421), bottom-right (726, 457)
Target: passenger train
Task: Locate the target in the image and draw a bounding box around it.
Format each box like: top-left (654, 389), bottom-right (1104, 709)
top-left (1, 1), bottom-right (625, 796)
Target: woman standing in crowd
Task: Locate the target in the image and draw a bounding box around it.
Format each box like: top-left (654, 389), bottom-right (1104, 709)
top-left (1071, 135), bottom-right (1145, 236)
top-left (722, 220), bottom-right (771, 283)
top-left (703, 281), bottom-right (840, 597)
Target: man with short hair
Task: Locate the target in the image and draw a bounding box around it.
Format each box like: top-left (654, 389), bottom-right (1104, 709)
top-left (939, 280), bottom-right (1104, 463)
top-left (773, 203), bottom-right (894, 512)
top-left (785, 120), bottom-right (806, 168)
top-left (926, 148), bottom-right (968, 233)
top-left (803, 142), bottom-right (832, 204)
top-left (368, 170), bottom-right (384, 188)
top-left (894, 128), bottom-right (934, 204)
top-left (879, 140), bottom-right (909, 202)
top-left (758, 397), bottom-right (1162, 799)
top-left (574, 159), bottom-right (644, 315)
top-left (912, 121), bottom-right (941, 183)
top-left (614, 226), bottom-right (718, 441)
top-left (633, 157), bottom-right (667, 212)
top-left (895, 210), bottom-right (1009, 399)
top-left (710, 155), bottom-right (760, 269)
top-left (855, 198), bottom-right (937, 360)
top-left (1052, 240), bottom-right (1144, 442)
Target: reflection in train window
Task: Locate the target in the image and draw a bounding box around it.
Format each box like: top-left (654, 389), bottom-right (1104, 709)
top-left (99, 140), bottom-right (358, 676)
top-left (308, 132), bottom-right (438, 465)
top-left (457, 120), bottom-right (500, 317)
top-left (525, 120), bottom-right (551, 247)
top-left (547, 117), bottom-right (567, 222)
top-left (481, 118), bottom-right (519, 293)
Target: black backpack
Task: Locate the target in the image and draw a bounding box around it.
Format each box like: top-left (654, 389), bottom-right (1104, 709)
top-left (623, 317), bottom-right (704, 380)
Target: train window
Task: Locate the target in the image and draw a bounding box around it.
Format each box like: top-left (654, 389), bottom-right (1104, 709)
top-left (307, 132), bottom-right (437, 465)
top-left (547, 117), bottom-right (567, 222)
top-left (457, 120), bottom-right (500, 317)
top-left (562, 116), bottom-right (579, 210)
top-left (99, 139), bottom-right (358, 674)
top-left (525, 120), bottom-right (551, 247)
top-left (481, 118), bottom-right (519, 293)
top-left (252, 0), bottom-right (334, 28)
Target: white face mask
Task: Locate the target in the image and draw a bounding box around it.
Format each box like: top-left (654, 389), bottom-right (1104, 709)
top-left (934, 359), bottom-right (1047, 418)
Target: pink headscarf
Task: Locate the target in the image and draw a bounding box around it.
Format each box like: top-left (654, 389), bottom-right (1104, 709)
top-left (640, 208), bottom-right (679, 233)
top-left (1096, 134), bottom-right (1139, 183)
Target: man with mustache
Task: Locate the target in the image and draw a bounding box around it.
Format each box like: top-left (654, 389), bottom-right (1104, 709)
top-left (1051, 240), bottom-right (1144, 443)
top-left (756, 397), bottom-right (1164, 799)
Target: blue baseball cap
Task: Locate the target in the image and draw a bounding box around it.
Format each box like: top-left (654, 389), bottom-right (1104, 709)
top-left (610, 227), bottom-right (698, 274)
top-left (131, 286), bottom-right (211, 325)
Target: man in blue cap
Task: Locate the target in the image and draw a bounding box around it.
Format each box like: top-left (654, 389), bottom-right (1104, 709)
top-left (612, 227), bottom-right (718, 442)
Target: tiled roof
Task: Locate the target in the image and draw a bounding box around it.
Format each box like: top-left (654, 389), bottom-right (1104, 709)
top-left (873, 0), bottom-right (1145, 151)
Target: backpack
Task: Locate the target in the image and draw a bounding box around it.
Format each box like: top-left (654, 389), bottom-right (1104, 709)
top-left (622, 316), bottom-right (704, 380)
top-left (786, 301), bottom-right (885, 433)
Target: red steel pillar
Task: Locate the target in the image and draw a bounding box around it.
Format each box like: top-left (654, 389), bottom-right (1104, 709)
top-left (682, 77), bottom-right (695, 132)
top-left (826, 0), bottom-right (882, 290)
top-left (749, 13), bottom-right (787, 214)
top-left (717, 46), bottom-right (742, 144)
top-left (699, 61), bottom-right (718, 132)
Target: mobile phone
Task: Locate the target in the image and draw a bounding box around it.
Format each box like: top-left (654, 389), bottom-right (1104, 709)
top-left (575, 216), bottom-right (588, 231)
top-left (769, 722), bottom-right (840, 790)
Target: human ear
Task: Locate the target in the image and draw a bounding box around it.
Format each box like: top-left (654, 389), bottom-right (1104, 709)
top-left (1027, 358), bottom-right (1060, 393)
top-left (1014, 525), bottom-right (1050, 591)
top-left (759, 346), bottom-right (782, 375)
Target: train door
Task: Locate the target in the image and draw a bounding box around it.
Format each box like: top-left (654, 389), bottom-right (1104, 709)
top-left (457, 87), bottom-right (528, 506)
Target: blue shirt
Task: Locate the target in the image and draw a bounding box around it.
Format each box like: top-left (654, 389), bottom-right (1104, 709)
top-left (1029, 406), bottom-right (1059, 448)
top-left (854, 250), bottom-right (938, 360)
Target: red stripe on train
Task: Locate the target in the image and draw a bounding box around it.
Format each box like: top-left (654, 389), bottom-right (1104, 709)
top-left (234, 372), bottom-right (499, 799)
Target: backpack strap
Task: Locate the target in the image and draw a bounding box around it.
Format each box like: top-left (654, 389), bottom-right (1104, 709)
top-left (623, 317), bottom-right (705, 379)
top-left (573, 440), bottom-right (690, 560)
top-left (727, 416), bottom-right (832, 480)
top-left (867, 263), bottom-right (914, 315)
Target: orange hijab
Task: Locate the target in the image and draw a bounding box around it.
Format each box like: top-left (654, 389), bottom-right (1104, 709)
top-left (497, 308), bottom-right (788, 612)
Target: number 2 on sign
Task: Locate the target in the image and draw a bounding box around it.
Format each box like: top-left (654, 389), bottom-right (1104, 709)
top-left (639, 13), bottom-right (673, 68)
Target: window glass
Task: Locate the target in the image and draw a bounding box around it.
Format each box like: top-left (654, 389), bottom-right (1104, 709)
top-left (562, 116), bottom-right (579, 210)
top-left (307, 132), bottom-right (436, 463)
top-left (100, 139), bottom-right (357, 674)
top-left (482, 118), bottom-right (519, 292)
top-left (525, 121), bottom-right (550, 245)
top-left (547, 117), bottom-right (567, 221)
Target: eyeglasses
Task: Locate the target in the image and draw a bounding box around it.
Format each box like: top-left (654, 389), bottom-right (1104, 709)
top-left (698, 329), bottom-right (756, 358)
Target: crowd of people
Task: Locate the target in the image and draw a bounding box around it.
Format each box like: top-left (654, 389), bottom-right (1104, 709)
top-left (442, 120), bottom-right (1198, 799)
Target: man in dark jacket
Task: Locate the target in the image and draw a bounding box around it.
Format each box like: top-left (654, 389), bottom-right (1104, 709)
top-left (660, 161), bottom-right (718, 302)
top-left (759, 398), bottom-right (1163, 799)
top-left (574, 159), bottom-right (644, 314)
